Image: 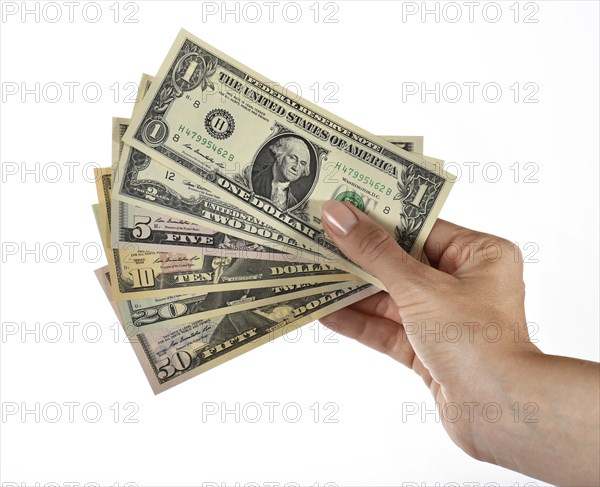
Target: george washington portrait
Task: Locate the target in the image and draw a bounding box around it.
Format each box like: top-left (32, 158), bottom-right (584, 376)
top-left (251, 135), bottom-right (317, 210)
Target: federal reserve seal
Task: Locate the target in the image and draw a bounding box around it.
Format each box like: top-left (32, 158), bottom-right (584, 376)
top-left (335, 191), bottom-right (365, 211)
top-left (204, 109), bottom-right (235, 140)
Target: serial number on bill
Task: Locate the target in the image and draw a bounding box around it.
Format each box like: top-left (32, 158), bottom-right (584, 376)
top-left (334, 162), bottom-right (392, 196)
top-left (175, 125), bottom-right (235, 162)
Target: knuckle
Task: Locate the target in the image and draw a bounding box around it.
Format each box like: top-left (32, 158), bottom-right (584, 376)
top-left (477, 234), bottom-right (514, 264)
top-left (373, 293), bottom-right (394, 318)
top-left (354, 318), bottom-right (370, 343)
top-left (381, 329), bottom-right (402, 357)
top-left (495, 237), bottom-right (515, 253)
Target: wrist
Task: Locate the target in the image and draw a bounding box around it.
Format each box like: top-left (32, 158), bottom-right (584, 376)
top-left (449, 349), bottom-right (545, 465)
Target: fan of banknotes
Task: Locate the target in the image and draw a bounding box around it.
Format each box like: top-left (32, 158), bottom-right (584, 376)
top-left (92, 29), bottom-right (454, 394)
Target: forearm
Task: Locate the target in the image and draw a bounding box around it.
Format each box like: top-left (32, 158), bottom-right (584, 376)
top-left (476, 352), bottom-right (600, 486)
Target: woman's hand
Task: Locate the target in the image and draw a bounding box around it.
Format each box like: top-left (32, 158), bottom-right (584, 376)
top-left (319, 200), bottom-right (599, 486)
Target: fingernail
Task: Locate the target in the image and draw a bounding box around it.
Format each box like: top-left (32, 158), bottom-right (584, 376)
top-left (322, 200), bottom-right (358, 236)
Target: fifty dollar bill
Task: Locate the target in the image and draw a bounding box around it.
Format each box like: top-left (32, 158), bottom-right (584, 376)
top-left (95, 266), bottom-right (376, 394)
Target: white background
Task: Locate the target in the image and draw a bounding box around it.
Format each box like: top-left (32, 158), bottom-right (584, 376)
top-left (1, 1), bottom-right (598, 486)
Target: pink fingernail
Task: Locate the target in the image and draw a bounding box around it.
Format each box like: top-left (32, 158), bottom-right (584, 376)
top-left (322, 200), bottom-right (358, 236)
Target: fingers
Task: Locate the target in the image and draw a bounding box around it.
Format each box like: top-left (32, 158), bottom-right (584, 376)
top-left (321, 200), bottom-right (430, 295)
top-left (423, 218), bottom-right (522, 275)
top-left (319, 307), bottom-right (415, 369)
top-left (423, 219), bottom-right (467, 268)
top-left (342, 290), bottom-right (401, 324)
top-left (320, 308), bottom-right (434, 387)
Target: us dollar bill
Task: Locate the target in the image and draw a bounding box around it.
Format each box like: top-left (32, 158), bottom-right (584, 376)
top-left (95, 266), bottom-right (377, 394)
top-left (94, 263), bottom-right (356, 335)
top-left (94, 267), bottom-right (125, 322)
top-left (113, 117), bottom-right (427, 260)
top-left (111, 73), bottom-right (154, 166)
top-left (125, 75), bottom-right (428, 160)
top-left (118, 278), bottom-right (360, 335)
top-left (91, 204), bottom-right (104, 246)
top-left (112, 117), bottom-right (299, 260)
top-left (122, 29), bottom-right (454, 288)
top-left (112, 200), bottom-right (297, 259)
top-left (96, 168), bottom-right (355, 300)
top-left (114, 74), bottom-right (430, 262)
top-left (112, 116), bottom-right (130, 167)
top-left (113, 74), bottom-right (303, 260)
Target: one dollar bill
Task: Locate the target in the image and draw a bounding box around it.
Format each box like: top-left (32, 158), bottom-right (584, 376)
top-left (113, 117), bottom-right (428, 260)
top-left (122, 29), bottom-right (454, 289)
top-left (112, 77), bottom-right (291, 260)
top-left (113, 116), bottom-right (307, 261)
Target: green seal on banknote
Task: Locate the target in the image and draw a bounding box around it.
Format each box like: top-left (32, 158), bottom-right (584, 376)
top-left (335, 191), bottom-right (365, 211)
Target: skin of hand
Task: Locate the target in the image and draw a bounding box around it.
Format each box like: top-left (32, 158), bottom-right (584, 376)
top-left (319, 200), bottom-right (600, 487)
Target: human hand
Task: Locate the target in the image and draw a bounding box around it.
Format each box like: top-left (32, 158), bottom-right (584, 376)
top-left (319, 201), bottom-right (543, 470)
top-left (320, 201), bottom-right (600, 486)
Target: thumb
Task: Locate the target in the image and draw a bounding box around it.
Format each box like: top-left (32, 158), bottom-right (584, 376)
top-left (321, 200), bottom-right (428, 294)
